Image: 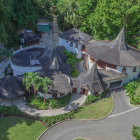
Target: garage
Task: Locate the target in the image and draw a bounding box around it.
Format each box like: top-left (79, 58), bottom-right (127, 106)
top-left (109, 80), bottom-right (122, 90)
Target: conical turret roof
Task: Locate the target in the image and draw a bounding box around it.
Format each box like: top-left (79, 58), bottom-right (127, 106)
top-left (86, 27), bottom-right (140, 67)
top-left (81, 63), bottom-right (105, 93)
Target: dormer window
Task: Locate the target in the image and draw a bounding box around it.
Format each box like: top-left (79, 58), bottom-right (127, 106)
top-left (133, 67), bottom-right (136, 72)
top-left (70, 42), bottom-right (73, 46)
top-left (122, 67), bottom-right (126, 73)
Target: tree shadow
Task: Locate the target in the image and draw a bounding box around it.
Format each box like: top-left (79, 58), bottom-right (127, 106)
top-left (0, 116), bottom-right (38, 140)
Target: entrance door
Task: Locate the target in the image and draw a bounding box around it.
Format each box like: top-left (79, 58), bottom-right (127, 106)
top-left (80, 88), bottom-right (88, 95)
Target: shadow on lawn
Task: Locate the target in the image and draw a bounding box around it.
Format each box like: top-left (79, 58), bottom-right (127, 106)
top-left (0, 116), bottom-right (36, 140)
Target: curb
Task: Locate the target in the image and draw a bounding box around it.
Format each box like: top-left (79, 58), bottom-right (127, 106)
top-left (38, 95), bottom-right (114, 140)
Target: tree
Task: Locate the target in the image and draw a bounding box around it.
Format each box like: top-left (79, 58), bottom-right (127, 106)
top-left (40, 77), bottom-right (53, 104)
top-left (132, 125), bottom-right (140, 140)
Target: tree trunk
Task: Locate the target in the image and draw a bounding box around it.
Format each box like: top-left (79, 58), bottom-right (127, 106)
top-left (33, 88), bottom-right (36, 99)
top-left (29, 88), bottom-right (31, 96)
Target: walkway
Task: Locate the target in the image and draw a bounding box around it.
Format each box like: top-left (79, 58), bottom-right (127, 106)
top-left (12, 93), bottom-right (86, 117)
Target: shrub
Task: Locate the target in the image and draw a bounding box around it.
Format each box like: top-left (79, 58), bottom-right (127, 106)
top-left (132, 125), bottom-right (140, 140)
top-left (49, 93), bottom-right (71, 109)
top-left (69, 69), bottom-right (78, 78)
top-left (0, 105), bottom-right (22, 116)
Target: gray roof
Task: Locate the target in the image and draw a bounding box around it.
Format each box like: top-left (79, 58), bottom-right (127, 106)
top-left (40, 47), bottom-right (72, 75)
top-left (0, 76), bottom-right (25, 99)
top-left (99, 69), bottom-right (127, 82)
top-left (59, 28), bottom-right (93, 44)
top-left (80, 63), bottom-right (105, 93)
top-left (38, 69), bottom-right (72, 95)
top-left (86, 28), bottom-right (140, 67)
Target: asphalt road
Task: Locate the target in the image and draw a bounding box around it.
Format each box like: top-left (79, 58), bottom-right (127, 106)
top-left (40, 90), bottom-right (140, 140)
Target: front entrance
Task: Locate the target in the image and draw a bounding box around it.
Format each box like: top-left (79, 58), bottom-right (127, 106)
top-left (109, 80), bottom-right (122, 90)
top-left (80, 88), bottom-right (88, 95)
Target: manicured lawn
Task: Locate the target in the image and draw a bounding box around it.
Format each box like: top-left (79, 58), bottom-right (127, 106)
top-left (74, 96), bottom-right (113, 119)
top-left (0, 116), bottom-right (46, 140)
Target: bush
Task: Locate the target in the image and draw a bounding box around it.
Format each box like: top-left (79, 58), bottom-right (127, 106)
top-left (85, 91), bottom-right (108, 105)
top-left (49, 93), bottom-right (71, 109)
top-left (132, 125), bottom-right (140, 140)
top-left (26, 95), bottom-right (48, 110)
top-left (69, 69), bottom-right (78, 78)
top-left (124, 79), bottom-right (140, 105)
top-left (0, 105), bottom-right (22, 116)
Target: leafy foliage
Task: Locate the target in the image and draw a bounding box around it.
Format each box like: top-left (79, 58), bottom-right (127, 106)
top-left (124, 79), bottom-right (140, 105)
top-left (132, 125), bottom-right (140, 140)
top-left (63, 49), bottom-right (81, 77)
top-left (55, 0), bottom-right (140, 49)
top-left (0, 105), bottom-right (23, 116)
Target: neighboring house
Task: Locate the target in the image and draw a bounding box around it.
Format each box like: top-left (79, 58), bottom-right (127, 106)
top-left (59, 28), bottom-right (93, 58)
top-left (59, 27), bottom-right (140, 90)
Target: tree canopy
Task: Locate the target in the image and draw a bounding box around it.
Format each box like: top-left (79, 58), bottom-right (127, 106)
top-left (55, 0), bottom-right (140, 49)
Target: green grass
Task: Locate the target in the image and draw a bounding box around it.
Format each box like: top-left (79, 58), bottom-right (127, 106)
top-left (73, 96), bottom-right (113, 119)
top-left (0, 116), bottom-right (46, 140)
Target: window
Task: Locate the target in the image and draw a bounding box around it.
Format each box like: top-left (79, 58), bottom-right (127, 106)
top-left (122, 67), bottom-right (126, 73)
top-left (133, 67), bottom-right (136, 72)
top-left (70, 42), bottom-right (73, 46)
top-left (81, 45), bottom-right (86, 51)
top-left (66, 40), bottom-right (69, 43)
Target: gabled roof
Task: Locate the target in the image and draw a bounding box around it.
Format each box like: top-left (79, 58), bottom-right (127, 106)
top-left (0, 76), bottom-right (25, 99)
top-left (59, 28), bottom-right (93, 44)
top-left (86, 27), bottom-right (140, 67)
top-left (81, 63), bottom-right (105, 93)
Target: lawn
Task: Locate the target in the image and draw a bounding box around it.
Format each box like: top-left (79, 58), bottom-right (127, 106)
top-left (73, 96), bottom-right (113, 119)
top-left (0, 116), bottom-right (46, 140)
top-left (74, 138), bottom-right (86, 140)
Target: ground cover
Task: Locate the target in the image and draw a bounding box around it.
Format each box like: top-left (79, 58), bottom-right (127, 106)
top-left (73, 95), bottom-right (113, 119)
top-left (0, 116), bottom-right (46, 140)
top-left (124, 78), bottom-right (140, 105)
top-left (74, 138), bottom-right (86, 140)
top-left (26, 93), bottom-right (71, 110)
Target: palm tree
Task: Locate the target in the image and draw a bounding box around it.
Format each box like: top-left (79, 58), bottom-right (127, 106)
top-left (40, 77), bottom-right (53, 104)
top-left (22, 73), bottom-right (33, 96)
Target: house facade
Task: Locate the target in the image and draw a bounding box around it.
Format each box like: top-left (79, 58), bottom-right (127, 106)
top-left (59, 28), bottom-right (140, 91)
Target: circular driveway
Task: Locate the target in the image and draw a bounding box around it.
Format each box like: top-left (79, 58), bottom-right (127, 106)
top-left (39, 90), bottom-right (140, 140)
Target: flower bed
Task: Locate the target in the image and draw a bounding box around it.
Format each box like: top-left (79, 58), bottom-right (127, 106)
top-left (124, 78), bottom-right (140, 105)
top-left (26, 93), bottom-right (71, 110)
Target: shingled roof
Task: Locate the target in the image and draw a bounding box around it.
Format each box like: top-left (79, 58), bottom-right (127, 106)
top-left (80, 63), bottom-right (105, 93)
top-left (59, 28), bottom-right (93, 44)
top-left (86, 27), bottom-right (140, 67)
top-left (38, 69), bottom-right (72, 95)
top-left (0, 76), bottom-right (25, 99)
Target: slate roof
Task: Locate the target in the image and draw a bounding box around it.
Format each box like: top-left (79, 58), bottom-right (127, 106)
top-left (0, 76), bottom-right (25, 99)
top-left (59, 28), bottom-right (93, 44)
top-left (38, 69), bottom-right (72, 95)
top-left (86, 28), bottom-right (140, 67)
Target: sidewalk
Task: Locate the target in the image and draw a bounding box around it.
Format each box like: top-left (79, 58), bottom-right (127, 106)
top-left (12, 93), bottom-right (86, 117)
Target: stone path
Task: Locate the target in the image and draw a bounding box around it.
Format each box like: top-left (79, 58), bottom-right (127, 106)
top-left (0, 93), bottom-right (86, 117)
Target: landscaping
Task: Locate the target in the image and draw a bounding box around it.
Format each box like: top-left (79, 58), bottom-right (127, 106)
top-left (0, 116), bottom-right (46, 140)
top-left (63, 49), bottom-right (81, 77)
top-left (26, 93), bottom-right (71, 110)
top-left (74, 138), bottom-right (87, 140)
top-left (73, 95), bottom-right (113, 119)
top-left (124, 78), bottom-right (140, 105)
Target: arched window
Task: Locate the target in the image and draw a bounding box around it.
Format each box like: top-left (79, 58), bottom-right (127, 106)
top-left (122, 67), bottom-right (126, 73)
top-left (133, 67), bottom-right (136, 72)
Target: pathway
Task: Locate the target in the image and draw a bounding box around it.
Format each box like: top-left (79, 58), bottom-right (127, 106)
top-left (11, 93), bottom-right (86, 117)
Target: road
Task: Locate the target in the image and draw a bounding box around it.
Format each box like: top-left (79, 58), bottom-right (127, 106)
top-left (39, 90), bottom-right (140, 140)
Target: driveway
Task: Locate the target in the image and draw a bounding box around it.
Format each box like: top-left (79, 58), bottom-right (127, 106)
top-left (39, 107), bottom-right (140, 140)
top-left (111, 89), bottom-right (134, 115)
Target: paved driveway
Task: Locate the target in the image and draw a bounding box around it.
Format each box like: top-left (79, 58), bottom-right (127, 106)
top-left (39, 107), bottom-right (140, 140)
top-left (111, 89), bottom-right (134, 115)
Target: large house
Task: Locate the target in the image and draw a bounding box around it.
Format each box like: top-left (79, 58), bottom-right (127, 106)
top-left (59, 28), bottom-right (140, 92)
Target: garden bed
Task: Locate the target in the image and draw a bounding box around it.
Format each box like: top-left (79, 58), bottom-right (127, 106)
top-left (26, 93), bottom-right (71, 110)
top-left (124, 78), bottom-right (140, 105)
